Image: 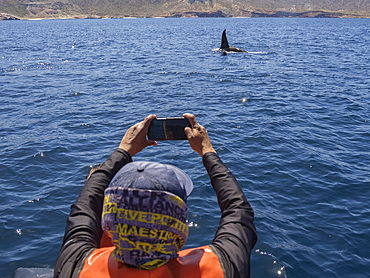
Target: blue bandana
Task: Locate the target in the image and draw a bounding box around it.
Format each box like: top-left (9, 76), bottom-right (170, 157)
top-left (102, 187), bottom-right (188, 269)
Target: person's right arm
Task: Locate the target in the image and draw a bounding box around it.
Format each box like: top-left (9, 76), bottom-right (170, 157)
top-left (184, 113), bottom-right (258, 278)
top-left (203, 152), bottom-right (257, 278)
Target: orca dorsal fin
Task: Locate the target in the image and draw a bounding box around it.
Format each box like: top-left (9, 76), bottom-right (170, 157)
top-left (220, 29), bottom-right (229, 49)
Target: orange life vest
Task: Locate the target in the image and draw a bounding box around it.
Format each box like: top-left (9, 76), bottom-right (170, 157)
top-left (79, 245), bottom-right (224, 278)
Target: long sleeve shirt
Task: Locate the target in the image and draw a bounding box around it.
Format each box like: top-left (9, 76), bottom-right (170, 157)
top-left (54, 149), bottom-right (257, 278)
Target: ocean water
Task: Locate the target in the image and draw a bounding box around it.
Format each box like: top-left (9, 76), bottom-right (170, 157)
top-left (0, 17), bottom-right (369, 277)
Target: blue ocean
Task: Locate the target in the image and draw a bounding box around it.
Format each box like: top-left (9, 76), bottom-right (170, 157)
top-left (0, 17), bottom-right (369, 277)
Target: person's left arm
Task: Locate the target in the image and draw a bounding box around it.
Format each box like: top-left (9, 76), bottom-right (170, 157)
top-left (53, 115), bottom-right (157, 278)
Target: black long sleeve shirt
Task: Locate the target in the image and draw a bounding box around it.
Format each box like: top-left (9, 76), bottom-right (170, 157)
top-left (54, 149), bottom-right (257, 278)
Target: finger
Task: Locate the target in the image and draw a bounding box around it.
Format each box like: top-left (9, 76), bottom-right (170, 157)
top-left (146, 139), bottom-right (157, 147)
top-left (142, 114), bottom-right (156, 129)
top-left (198, 124), bottom-right (206, 132)
top-left (145, 114), bottom-right (156, 122)
top-left (183, 113), bottom-right (197, 128)
top-left (184, 127), bottom-right (193, 138)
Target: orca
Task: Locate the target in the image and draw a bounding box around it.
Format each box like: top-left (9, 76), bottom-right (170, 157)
top-left (219, 29), bottom-right (247, 53)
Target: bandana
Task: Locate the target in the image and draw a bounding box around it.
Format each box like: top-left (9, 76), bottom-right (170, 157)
top-left (102, 187), bottom-right (188, 269)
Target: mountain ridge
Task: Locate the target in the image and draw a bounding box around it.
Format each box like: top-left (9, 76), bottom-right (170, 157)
top-left (1, 0), bottom-right (369, 19)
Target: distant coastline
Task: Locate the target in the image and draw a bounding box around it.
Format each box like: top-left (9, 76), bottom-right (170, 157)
top-left (1, 0), bottom-right (370, 22)
top-left (1, 10), bottom-right (369, 21)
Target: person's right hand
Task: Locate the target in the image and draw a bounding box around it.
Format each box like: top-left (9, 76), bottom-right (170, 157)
top-left (183, 113), bottom-right (216, 157)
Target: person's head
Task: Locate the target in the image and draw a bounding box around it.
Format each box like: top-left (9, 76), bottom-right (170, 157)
top-left (101, 161), bottom-right (193, 269)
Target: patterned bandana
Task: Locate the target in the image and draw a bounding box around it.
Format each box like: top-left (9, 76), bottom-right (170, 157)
top-left (102, 187), bottom-right (188, 269)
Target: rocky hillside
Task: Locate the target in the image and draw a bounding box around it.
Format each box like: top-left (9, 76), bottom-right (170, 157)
top-left (1, 0), bottom-right (369, 19)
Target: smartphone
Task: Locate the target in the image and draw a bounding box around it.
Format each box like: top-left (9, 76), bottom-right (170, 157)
top-left (148, 117), bottom-right (190, 140)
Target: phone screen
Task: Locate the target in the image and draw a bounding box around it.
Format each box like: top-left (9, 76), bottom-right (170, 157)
top-left (148, 117), bottom-right (190, 140)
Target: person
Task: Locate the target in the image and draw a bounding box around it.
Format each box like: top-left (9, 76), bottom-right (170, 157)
top-left (54, 113), bottom-right (257, 278)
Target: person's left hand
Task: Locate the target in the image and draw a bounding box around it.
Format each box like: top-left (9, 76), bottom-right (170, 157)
top-left (118, 115), bottom-right (157, 157)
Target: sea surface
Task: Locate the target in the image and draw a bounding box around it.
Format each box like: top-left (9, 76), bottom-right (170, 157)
top-left (0, 17), bottom-right (369, 277)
